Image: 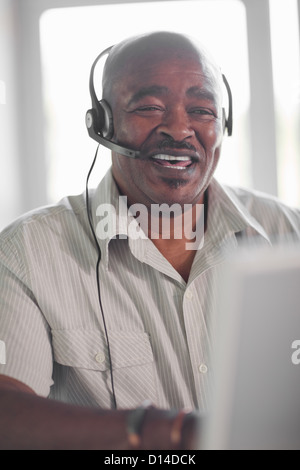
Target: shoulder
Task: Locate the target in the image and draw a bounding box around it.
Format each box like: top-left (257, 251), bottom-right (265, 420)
top-left (0, 192), bottom-right (90, 264)
top-left (225, 184), bottom-right (300, 238)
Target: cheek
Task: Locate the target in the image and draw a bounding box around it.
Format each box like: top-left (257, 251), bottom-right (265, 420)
top-left (112, 113), bottom-right (149, 146)
top-left (198, 121), bottom-right (223, 152)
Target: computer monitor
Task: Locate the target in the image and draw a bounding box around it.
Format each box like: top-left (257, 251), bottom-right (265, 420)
top-left (201, 243), bottom-right (300, 450)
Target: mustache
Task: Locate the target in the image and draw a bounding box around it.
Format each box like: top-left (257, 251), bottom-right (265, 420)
top-left (158, 138), bottom-right (197, 153)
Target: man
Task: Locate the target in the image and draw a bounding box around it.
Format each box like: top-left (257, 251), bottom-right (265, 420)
top-left (0, 31), bottom-right (299, 450)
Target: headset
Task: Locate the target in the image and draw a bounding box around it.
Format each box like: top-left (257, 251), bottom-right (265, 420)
top-left (85, 45), bottom-right (233, 158)
top-left (85, 46), bottom-right (140, 159)
top-left (85, 44), bottom-right (233, 409)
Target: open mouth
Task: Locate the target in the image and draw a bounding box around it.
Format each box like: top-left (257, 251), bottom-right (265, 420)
top-left (151, 154), bottom-right (194, 170)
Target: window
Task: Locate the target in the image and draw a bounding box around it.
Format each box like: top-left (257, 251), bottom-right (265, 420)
top-left (270, 0), bottom-right (300, 207)
top-left (39, 0), bottom-right (250, 202)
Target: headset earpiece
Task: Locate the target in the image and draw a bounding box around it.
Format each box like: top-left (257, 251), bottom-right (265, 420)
top-left (86, 99), bottom-right (113, 139)
top-left (222, 108), bottom-right (226, 134)
top-left (96, 99), bottom-right (114, 139)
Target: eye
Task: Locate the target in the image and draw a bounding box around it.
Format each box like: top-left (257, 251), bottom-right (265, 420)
top-left (189, 107), bottom-right (216, 119)
top-left (131, 105), bottom-right (165, 117)
top-left (135, 105), bottom-right (164, 112)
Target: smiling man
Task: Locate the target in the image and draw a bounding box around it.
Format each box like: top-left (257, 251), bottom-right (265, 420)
top-left (102, 32), bottom-right (224, 279)
top-left (104, 33), bottom-right (223, 208)
top-left (0, 31), bottom-right (300, 450)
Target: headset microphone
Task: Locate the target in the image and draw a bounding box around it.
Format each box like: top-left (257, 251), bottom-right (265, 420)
top-left (85, 111), bottom-right (140, 158)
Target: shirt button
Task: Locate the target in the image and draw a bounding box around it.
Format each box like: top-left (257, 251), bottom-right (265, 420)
top-left (186, 290), bottom-right (193, 300)
top-left (95, 352), bottom-right (105, 364)
top-left (199, 363), bottom-right (208, 374)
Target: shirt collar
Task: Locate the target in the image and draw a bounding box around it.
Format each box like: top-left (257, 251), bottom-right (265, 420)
top-left (90, 169), bottom-right (148, 269)
top-left (206, 178), bottom-right (271, 244)
top-left (89, 170), bottom-right (271, 269)
top-left (187, 178), bottom-right (271, 284)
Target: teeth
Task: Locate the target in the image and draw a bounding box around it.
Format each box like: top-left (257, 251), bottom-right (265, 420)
top-left (164, 166), bottom-right (186, 170)
top-left (153, 154), bottom-right (191, 161)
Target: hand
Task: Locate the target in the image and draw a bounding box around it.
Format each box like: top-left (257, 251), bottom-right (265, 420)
top-left (127, 406), bottom-right (201, 450)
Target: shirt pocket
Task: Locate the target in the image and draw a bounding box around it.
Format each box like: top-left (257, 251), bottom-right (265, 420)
top-left (52, 329), bottom-right (109, 371)
top-left (109, 330), bottom-right (157, 407)
top-left (51, 328), bottom-right (157, 408)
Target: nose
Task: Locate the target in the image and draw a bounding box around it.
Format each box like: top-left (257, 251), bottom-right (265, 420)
top-left (158, 106), bottom-right (194, 142)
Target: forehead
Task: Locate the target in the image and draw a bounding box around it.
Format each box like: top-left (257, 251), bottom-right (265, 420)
top-left (114, 55), bottom-right (222, 104)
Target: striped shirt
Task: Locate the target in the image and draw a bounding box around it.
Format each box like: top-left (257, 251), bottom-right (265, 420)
top-left (0, 169), bottom-right (300, 412)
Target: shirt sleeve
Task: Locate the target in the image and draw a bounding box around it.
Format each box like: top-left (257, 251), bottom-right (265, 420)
top-left (0, 235), bottom-right (54, 396)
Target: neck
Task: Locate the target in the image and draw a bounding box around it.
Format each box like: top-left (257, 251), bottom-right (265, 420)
top-left (141, 197), bottom-right (207, 282)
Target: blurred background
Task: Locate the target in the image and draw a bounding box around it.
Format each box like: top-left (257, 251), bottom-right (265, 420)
top-left (0, 0), bottom-right (299, 230)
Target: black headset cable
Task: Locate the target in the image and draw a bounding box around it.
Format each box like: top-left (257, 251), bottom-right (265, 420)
top-left (85, 144), bottom-right (117, 409)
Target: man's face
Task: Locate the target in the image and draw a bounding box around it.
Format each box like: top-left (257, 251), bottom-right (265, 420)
top-left (110, 53), bottom-right (224, 207)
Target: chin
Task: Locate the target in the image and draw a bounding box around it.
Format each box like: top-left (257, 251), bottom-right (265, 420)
top-left (152, 189), bottom-right (204, 207)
